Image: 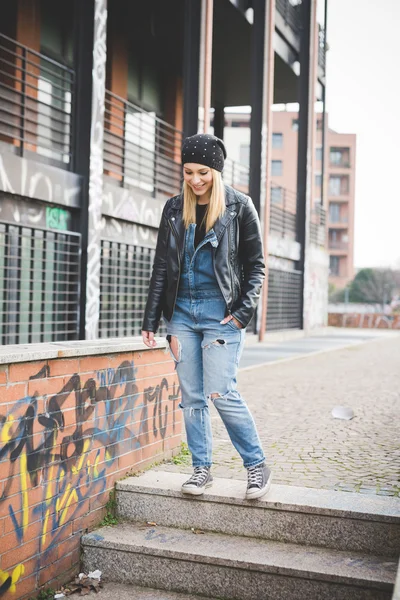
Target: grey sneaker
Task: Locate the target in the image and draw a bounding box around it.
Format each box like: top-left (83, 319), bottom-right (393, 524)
top-left (245, 462), bottom-right (272, 499)
top-left (181, 467), bottom-right (213, 495)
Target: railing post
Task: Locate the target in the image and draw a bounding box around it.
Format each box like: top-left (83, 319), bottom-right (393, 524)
top-left (19, 47), bottom-right (27, 157)
top-left (121, 101), bottom-right (127, 189)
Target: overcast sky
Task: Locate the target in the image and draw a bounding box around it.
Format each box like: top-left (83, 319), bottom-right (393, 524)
top-left (325, 0), bottom-right (400, 269)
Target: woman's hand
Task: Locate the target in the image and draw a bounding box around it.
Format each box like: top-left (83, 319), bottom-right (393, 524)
top-left (141, 330), bottom-right (157, 348)
top-left (220, 315), bottom-right (244, 329)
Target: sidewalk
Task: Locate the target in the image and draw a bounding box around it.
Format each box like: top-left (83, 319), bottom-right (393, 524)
top-left (158, 329), bottom-right (400, 497)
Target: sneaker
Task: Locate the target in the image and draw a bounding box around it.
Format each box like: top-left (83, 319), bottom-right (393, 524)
top-left (181, 467), bottom-right (213, 496)
top-left (245, 462), bottom-right (272, 500)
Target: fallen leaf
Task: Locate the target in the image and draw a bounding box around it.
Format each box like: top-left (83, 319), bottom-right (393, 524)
top-left (191, 528), bottom-right (205, 534)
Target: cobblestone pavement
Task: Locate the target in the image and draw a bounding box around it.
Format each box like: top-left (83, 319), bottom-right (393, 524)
top-left (158, 332), bottom-right (400, 497)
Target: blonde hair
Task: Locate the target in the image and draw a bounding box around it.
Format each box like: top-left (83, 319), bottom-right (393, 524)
top-left (182, 169), bottom-right (226, 231)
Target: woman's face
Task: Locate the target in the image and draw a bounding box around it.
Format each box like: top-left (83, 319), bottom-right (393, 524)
top-left (183, 163), bottom-right (213, 197)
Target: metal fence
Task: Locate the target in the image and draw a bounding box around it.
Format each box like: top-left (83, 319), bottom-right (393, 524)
top-left (99, 239), bottom-right (168, 338)
top-left (0, 222), bottom-right (81, 345)
top-left (103, 90), bottom-right (183, 198)
top-left (276, 0), bottom-right (302, 34)
top-left (318, 25), bottom-right (326, 74)
top-left (266, 268), bottom-right (303, 331)
top-left (0, 33), bottom-right (74, 167)
top-left (310, 204), bottom-right (326, 246)
top-left (270, 185), bottom-right (297, 238)
top-left (223, 158), bottom-right (250, 193)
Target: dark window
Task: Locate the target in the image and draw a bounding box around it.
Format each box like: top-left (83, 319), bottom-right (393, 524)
top-left (329, 175), bottom-right (349, 196)
top-left (330, 147), bottom-right (350, 167)
top-left (316, 147), bottom-right (322, 161)
top-left (315, 173), bottom-right (322, 187)
top-left (271, 187), bottom-right (283, 204)
top-left (292, 119), bottom-right (299, 131)
top-left (329, 256), bottom-right (340, 276)
top-left (272, 133), bottom-right (283, 149)
top-left (271, 160), bottom-right (283, 176)
top-left (329, 203), bottom-right (340, 223)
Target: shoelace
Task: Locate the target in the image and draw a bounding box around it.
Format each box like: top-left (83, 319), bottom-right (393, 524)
top-left (247, 465), bottom-right (263, 487)
top-left (188, 467), bottom-right (209, 484)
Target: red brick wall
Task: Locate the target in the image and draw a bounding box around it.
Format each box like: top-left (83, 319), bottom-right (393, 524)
top-left (329, 313), bottom-right (400, 329)
top-left (0, 348), bottom-right (181, 599)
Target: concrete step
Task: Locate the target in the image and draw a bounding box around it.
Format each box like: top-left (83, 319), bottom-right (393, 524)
top-left (82, 522), bottom-right (397, 600)
top-left (116, 471), bottom-right (400, 557)
top-left (95, 581), bottom-right (218, 600)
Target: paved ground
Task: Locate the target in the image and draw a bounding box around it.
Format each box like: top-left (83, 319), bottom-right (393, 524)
top-left (158, 329), bottom-right (400, 497)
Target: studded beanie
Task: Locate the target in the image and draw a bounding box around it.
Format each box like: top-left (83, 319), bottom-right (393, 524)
top-left (181, 133), bottom-right (227, 172)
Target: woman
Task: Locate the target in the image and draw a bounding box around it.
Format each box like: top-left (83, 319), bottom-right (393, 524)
top-left (142, 133), bottom-right (271, 500)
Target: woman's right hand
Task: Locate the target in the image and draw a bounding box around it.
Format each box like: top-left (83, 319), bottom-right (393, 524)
top-left (141, 330), bottom-right (157, 348)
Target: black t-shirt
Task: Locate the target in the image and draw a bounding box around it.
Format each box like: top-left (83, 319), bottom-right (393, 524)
top-left (194, 203), bottom-right (208, 248)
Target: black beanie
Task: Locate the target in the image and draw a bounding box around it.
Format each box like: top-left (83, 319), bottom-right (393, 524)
top-left (181, 133), bottom-right (227, 172)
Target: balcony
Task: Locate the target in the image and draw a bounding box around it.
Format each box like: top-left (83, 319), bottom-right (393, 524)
top-left (310, 204), bottom-right (326, 246)
top-left (103, 90), bottom-right (183, 199)
top-left (270, 185), bottom-right (297, 239)
top-left (328, 217), bottom-right (348, 228)
top-left (0, 33), bottom-right (74, 169)
top-left (223, 158), bottom-right (249, 194)
top-left (329, 240), bottom-right (349, 251)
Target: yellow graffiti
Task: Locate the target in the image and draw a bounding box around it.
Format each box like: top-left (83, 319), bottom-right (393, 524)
top-left (19, 454), bottom-right (29, 535)
top-left (72, 439), bottom-right (90, 475)
top-left (60, 488), bottom-right (78, 526)
top-left (1, 414), bottom-right (15, 443)
top-left (42, 508), bottom-right (50, 547)
top-left (0, 564), bottom-right (25, 594)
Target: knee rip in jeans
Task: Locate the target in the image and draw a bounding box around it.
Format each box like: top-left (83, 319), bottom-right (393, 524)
top-left (208, 390), bottom-right (241, 403)
top-left (203, 338), bottom-right (227, 351)
top-left (166, 335), bottom-right (181, 363)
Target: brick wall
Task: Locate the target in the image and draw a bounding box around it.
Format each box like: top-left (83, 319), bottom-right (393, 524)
top-left (0, 347), bottom-right (181, 599)
top-left (329, 313), bottom-right (400, 329)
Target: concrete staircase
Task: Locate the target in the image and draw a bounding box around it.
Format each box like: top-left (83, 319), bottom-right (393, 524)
top-left (81, 471), bottom-right (400, 600)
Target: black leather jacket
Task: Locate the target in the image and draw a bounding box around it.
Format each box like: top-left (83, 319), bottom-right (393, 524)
top-left (142, 185), bottom-right (265, 332)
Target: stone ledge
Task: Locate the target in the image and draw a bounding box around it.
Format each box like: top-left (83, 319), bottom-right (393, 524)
top-left (0, 336), bottom-right (167, 365)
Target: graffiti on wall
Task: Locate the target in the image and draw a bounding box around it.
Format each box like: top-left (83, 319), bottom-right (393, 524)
top-left (329, 313), bottom-right (400, 329)
top-left (0, 358), bottom-right (180, 596)
top-left (0, 154), bottom-right (81, 210)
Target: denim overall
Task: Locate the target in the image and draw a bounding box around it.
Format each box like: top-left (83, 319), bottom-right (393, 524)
top-left (165, 223), bottom-right (265, 468)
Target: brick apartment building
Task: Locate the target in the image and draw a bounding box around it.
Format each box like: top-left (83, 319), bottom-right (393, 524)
top-left (224, 109), bottom-right (356, 290)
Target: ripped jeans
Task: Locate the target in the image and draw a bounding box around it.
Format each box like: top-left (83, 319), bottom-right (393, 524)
top-left (165, 292), bottom-right (265, 468)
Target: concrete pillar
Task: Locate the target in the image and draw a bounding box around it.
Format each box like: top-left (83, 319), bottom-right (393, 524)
top-left (248, 0), bottom-right (275, 340)
top-left (295, 0), bottom-right (318, 331)
top-left (73, 0), bottom-right (107, 339)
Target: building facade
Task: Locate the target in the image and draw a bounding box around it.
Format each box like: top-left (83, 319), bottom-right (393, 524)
top-left (325, 130), bottom-right (356, 288)
top-left (0, 0), bottom-right (327, 345)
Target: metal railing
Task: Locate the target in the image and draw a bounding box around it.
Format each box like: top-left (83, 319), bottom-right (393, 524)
top-left (0, 33), bottom-right (74, 167)
top-left (318, 25), bottom-right (326, 73)
top-left (223, 158), bottom-right (250, 193)
top-left (266, 268), bottom-right (303, 330)
top-left (0, 221), bottom-right (81, 345)
top-left (310, 204), bottom-right (326, 246)
top-left (269, 185), bottom-right (297, 238)
top-left (99, 239), bottom-right (165, 338)
top-left (276, 0), bottom-right (302, 34)
top-left (103, 90), bottom-right (183, 198)
top-left (329, 240), bottom-right (349, 250)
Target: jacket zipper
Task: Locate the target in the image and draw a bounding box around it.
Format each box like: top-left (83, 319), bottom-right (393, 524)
top-left (168, 219), bottom-right (181, 314)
